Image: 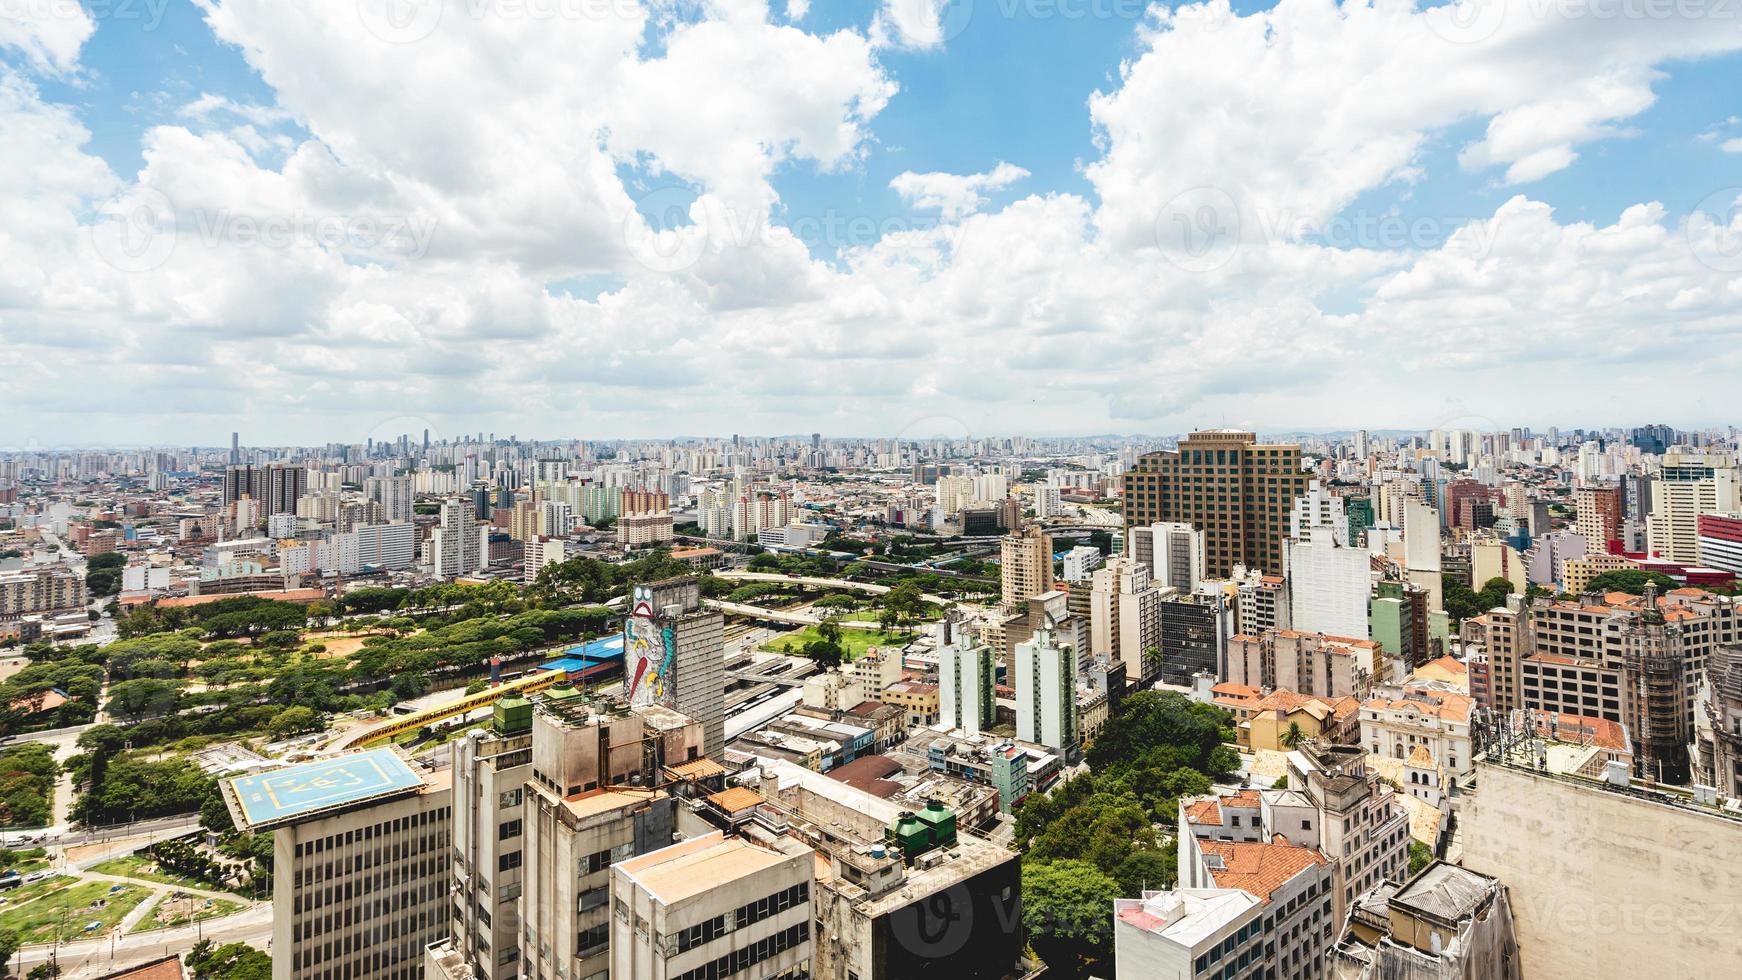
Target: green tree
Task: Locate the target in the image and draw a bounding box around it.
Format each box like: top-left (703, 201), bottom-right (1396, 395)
top-left (1280, 722), bottom-right (1307, 749)
top-left (0, 927), bottom-right (20, 977)
top-left (1408, 840), bottom-right (1434, 877)
top-left (268, 705), bottom-right (321, 739)
top-left (1584, 569), bottom-right (1680, 596)
top-left (1022, 859), bottom-right (1120, 977)
top-left (104, 678), bottom-right (182, 722)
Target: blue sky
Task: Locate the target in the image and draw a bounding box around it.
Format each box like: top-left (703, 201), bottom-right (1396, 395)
top-left (3, 0), bottom-right (1742, 444)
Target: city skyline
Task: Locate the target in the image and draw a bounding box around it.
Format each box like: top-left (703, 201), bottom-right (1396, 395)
top-left (4, 3), bottom-right (1742, 443)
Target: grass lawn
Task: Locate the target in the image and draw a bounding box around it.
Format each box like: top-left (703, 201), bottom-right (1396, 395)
top-left (126, 895), bottom-right (245, 934)
top-left (89, 855), bottom-right (212, 891)
top-left (763, 626), bottom-right (914, 660)
top-left (0, 879), bottom-right (152, 944)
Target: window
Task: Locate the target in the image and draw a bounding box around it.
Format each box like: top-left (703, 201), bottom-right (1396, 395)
top-left (499, 820), bottom-right (523, 841)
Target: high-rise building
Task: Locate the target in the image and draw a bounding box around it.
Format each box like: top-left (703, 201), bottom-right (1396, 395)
top-left (1128, 521), bottom-right (1205, 593)
top-left (1015, 624), bottom-right (1077, 751)
top-left (1290, 478), bottom-right (1350, 545)
top-left (364, 475), bottom-right (414, 522)
top-left (445, 700), bottom-right (534, 980)
top-left (224, 462), bottom-right (307, 515)
top-left (998, 523), bottom-right (1054, 613)
top-left (1286, 524), bottom-right (1373, 640)
top-left (609, 832), bottom-right (814, 980)
top-left (429, 498), bottom-right (489, 579)
top-left (1156, 592), bottom-right (1230, 687)
top-left (1574, 482), bottom-right (1624, 552)
top-left (625, 577), bottom-right (726, 758)
top-left (1648, 449), bottom-right (1740, 562)
top-left (220, 747), bottom-right (452, 980)
top-left (1090, 557), bottom-right (1162, 685)
top-left (1122, 429), bottom-right (1310, 577)
top-left (938, 631), bottom-right (996, 736)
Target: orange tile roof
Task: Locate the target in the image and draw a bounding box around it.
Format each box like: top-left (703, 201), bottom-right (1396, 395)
top-left (707, 787), bottom-right (765, 814)
top-left (1419, 655), bottom-right (1468, 676)
top-left (1199, 838), bottom-right (1327, 902)
top-left (1183, 798), bottom-right (1222, 825)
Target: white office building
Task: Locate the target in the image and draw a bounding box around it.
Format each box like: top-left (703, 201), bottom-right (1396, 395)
top-left (1015, 625), bottom-right (1077, 751)
top-left (938, 632), bottom-right (996, 736)
top-left (1286, 524), bottom-right (1373, 640)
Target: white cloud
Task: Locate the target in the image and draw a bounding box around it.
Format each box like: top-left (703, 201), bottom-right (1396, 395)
top-left (5, 0), bottom-right (1742, 443)
top-left (1723, 138), bottom-right (1742, 154)
top-left (890, 162), bottom-right (1030, 220)
top-left (0, 0), bottom-right (94, 75)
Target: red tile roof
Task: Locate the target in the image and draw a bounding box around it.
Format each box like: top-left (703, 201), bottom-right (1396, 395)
top-left (1199, 838), bottom-right (1327, 902)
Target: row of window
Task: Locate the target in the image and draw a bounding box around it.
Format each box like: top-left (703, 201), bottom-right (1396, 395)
top-left (293, 807), bottom-right (450, 858)
top-left (672, 921), bottom-right (809, 980)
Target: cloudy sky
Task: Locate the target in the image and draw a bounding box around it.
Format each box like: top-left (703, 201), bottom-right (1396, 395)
top-left (2, 0), bottom-right (1741, 448)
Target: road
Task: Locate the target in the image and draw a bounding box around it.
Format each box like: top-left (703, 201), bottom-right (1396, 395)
top-left (15, 903), bottom-right (272, 978)
top-left (714, 570), bottom-right (958, 606)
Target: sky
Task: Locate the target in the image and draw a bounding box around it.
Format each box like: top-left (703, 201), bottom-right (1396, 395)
top-left (2, 0), bottom-right (1741, 448)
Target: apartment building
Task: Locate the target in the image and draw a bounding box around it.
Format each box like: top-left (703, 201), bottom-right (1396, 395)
top-left (609, 832), bottom-right (813, 980)
top-left (1466, 586), bottom-right (1741, 782)
top-left (1118, 838), bottom-right (1334, 980)
top-left (1090, 557), bottom-right (1162, 684)
top-left (1336, 862), bottom-right (1520, 980)
top-left (521, 786), bottom-right (676, 980)
top-left (1129, 521), bottom-right (1206, 592)
top-left (1225, 630), bottom-right (1380, 700)
top-left (444, 700), bottom-right (534, 980)
top-left (0, 566), bottom-right (87, 615)
top-left (221, 747), bottom-right (452, 980)
top-left (1122, 429), bottom-right (1312, 577)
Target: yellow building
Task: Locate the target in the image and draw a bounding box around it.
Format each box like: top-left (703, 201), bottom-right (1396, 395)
top-left (1559, 552), bottom-right (1633, 595)
top-left (1245, 690), bottom-right (1361, 752)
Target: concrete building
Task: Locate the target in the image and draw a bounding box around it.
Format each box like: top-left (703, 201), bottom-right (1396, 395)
top-left (1693, 642), bottom-right (1742, 798)
top-left (445, 700), bottom-right (534, 980)
top-left (1118, 836), bottom-right (1334, 980)
top-left (1358, 686), bottom-right (1475, 783)
top-left (1122, 429), bottom-right (1311, 577)
top-left (1461, 753), bottom-right (1742, 980)
top-left (1014, 624), bottom-right (1077, 751)
top-left (0, 566), bottom-right (87, 615)
top-left (1286, 524), bottom-right (1372, 640)
top-left (1575, 482), bottom-right (1623, 551)
top-left (1061, 544), bottom-right (1103, 583)
top-left (1696, 512), bottom-right (1742, 576)
top-left (1157, 591), bottom-right (1230, 687)
top-left (998, 524), bottom-right (1054, 614)
top-left (429, 498), bottom-right (489, 579)
top-left (1090, 557), bottom-right (1162, 685)
top-left (609, 832), bottom-right (813, 980)
top-left (1129, 521), bottom-right (1205, 593)
top-left (1226, 630), bottom-right (1379, 700)
top-left (365, 475), bottom-right (414, 522)
top-left (626, 577), bottom-right (726, 759)
top-left (938, 632), bottom-right (996, 736)
top-left (521, 785), bottom-right (676, 980)
top-left (1335, 862), bottom-right (1521, 980)
top-left (1648, 448), bottom-right (1740, 562)
top-left (1292, 478), bottom-right (1351, 545)
top-left (221, 747), bottom-right (452, 980)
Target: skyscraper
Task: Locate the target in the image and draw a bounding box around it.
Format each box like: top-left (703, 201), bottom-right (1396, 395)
top-left (625, 577), bottom-right (726, 758)
top-left (1122, 429), bottom-right (1311, 577)
top-left (1015, 624), bottom-right (1077, 751)
top-left (938, 631), bottom-right (996, 736)
top-left (430, 498), bottom-right (488, 578)
top-left (999, 523), bottom-right (1055, 613)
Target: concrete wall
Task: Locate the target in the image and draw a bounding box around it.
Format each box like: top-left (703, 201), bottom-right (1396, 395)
top-left (1462, 761), bottom-right (1742, 980)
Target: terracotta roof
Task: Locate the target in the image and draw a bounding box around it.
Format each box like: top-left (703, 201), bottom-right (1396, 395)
top-left (1418, 655), bottom-right (1468, 676)
top-left (706, 787), bottom-right (765, 814)
top-left (1212, 682), bottom-right (1262, 699)
top-left (1198, 838), bottom-right (1327, 902)
top-left (95, 956), bottom-right (184, 980)
top-left (1183, 798), bottom-right (1222, 825)
top-left (1531, 711), bottom-right (1630, 752)
top-left (1361, 689), bottom-right (1472, 724)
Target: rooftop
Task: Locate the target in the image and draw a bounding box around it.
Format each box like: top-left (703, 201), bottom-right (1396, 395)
top-left (1115, 889), bottom-right (1261, 949)
top-left (1389, 861), bottom-right (1499, 925)
top-left (1198, 837), bottom-right (1327, 902)
top-left (617, 831), bottom-right (795, 905)
top-left (225, 746), bottom-right (428, 831)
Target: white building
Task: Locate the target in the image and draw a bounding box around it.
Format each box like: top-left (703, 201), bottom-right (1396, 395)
top-left (1359, 686), bottom-right (1475, 782)
top-left (353, 522), bottom-right (416, 571)
top-left (429, 498), bottom-right (489, 579)
top-left (1090, 557), bottom-right (1162, 685)
top-left (365, 475), bottom-right (414, 522)
top-left (1292, 478), bottom-right (1350, 545)
top-left (938, 632), bottom-right (995, 736)
top-left (525, 535), bottom-right (567, 584)
top-left (1061, 544), bottom-right (1103, 583)
top-left (610, 831), bottom-right (813, 980)
top-left (1129, 522), bottom-right (1205, 593)
top-left (1286, 524), bottom-right (1373, 640)
top-left (1014, 625), bottom-right (1077, 751)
